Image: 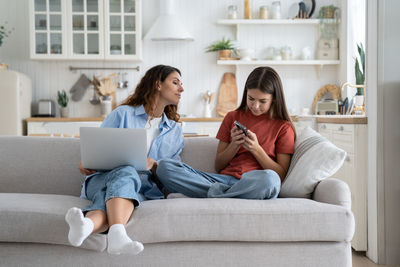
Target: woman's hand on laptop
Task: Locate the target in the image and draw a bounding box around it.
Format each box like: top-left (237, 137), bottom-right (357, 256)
top-left (78, 161), bottom-right (97, 175)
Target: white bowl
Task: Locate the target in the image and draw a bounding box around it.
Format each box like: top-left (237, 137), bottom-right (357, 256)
top-left (237, 48), bottom-right (254, 61)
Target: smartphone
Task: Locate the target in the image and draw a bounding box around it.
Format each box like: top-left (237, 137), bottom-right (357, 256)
top-left (234, 121), bottom-right (248, 136)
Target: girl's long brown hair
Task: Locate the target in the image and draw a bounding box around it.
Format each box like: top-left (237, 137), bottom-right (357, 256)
top-left (121, 65), bottom-right (181, 122)
top-left (237, 66), bottom-right (296, 137)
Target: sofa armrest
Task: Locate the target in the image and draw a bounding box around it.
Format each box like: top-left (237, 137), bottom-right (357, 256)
top-left (312, 178), bottom-right (351, 209)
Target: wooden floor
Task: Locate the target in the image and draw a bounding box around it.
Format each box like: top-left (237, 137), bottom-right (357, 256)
top-left (352, 250), bottom-right (392, 267)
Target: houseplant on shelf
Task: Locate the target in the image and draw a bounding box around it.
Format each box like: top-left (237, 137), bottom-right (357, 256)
top-left (57, 90), bottom-right (69, 118)
top-left (206, 37), bottom-right (236, 59)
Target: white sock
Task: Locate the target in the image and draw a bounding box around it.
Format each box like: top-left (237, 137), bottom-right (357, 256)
top-left (65, 207), bottom-right (94, 247)
top-left (107, 224), bottom-right (144, 255)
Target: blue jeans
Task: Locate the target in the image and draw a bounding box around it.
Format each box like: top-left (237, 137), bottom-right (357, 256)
top-left (83, 166), bottom-right (164, 213)
top-left (156, 159), bottom-right (281, 200)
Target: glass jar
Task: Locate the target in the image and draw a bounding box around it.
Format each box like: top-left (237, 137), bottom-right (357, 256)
top-left (228, 5), bottom-right (238, 19)
top-left (270, 1), bottom-right (281, 19)
top-left (259, 6), bottom-right (269, 19)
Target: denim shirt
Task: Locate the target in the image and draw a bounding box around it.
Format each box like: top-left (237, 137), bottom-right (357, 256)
top-left (80, 105), bottom-right (184, 199)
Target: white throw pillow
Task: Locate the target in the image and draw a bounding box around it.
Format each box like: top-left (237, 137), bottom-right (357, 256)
top-left (279, 127), bottom-right (346, 198)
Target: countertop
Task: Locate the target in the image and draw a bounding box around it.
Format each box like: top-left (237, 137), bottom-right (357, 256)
top-left (26, 115), bottom-right (368, 124)
top-left (26, 117), bottom-right (224, 122)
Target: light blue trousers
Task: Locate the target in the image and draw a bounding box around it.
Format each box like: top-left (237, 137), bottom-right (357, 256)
top-left (82, 166), bottom-right (164, 213)
top-left (156, 159), bottom-right (281, 199)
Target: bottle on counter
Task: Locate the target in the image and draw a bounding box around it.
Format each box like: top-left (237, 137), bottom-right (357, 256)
top-left (228, 5), bottom-right (238, 19)
top-left (244, 0), bottom-right (252, 19)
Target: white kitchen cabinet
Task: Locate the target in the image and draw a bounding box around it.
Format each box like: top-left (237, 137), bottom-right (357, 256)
top-left (27, 120), bottom-right (102, 137)
top-left (318, 122), bottom-right (368, 251)
top-left (29, 0), bottom-right (142, 60)
top-left (181, 121), bottom-right (222, 137)
top-left (29, 0), bottom-right (68, 59)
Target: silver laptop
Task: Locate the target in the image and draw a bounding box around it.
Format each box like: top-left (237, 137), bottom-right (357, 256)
top-left (80, 127), bottom-right (147, 171)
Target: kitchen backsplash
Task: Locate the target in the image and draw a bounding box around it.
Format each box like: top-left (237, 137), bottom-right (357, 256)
top-left (0, 0), bottom-right (342, 118)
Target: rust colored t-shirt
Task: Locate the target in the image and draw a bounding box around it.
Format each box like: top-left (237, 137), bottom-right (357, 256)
top-left (216, 109), bottom-right (295, 179)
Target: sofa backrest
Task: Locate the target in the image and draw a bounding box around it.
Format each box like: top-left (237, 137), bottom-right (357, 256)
top-left (181, 137), bottom-right (218, 173)
top-left (0, 136), bottom-right (83, 196)
top-left (0, 136), bottom-right (219, 196)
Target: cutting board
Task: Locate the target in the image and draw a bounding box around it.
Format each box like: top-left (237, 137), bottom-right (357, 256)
top-left (216, 73), bottom-right (238, 117)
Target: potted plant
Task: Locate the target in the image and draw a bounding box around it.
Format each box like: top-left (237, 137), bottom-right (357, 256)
top-left (354, 43), bottom-right (365, 110)
top-left (57, 90), bottom-right (69, 117)
top-left (355, 43), bottom-right (365, 95)
top-left (206, 37), bottom-right (235, 59)
top-left (0, 22), bottom-right (13, 70)
top-left (318, 5), bottom-right (338, 19)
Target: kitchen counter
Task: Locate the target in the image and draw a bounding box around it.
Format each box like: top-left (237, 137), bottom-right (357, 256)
top-left (26, 117), bottom-right (224, 122)
top-left (293, 115), bottom-right (368, 124)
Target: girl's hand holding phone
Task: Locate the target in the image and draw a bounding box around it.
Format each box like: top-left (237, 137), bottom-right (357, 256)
top-left (242, 130), bottom-right (262, 153)
top-left (230, 126), bottom-right (246, 147)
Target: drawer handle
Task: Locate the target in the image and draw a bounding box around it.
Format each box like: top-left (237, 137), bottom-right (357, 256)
top-left (345, 156), bottom-right (350, 162)
top-left (321, 124), bottom-right (326, 129)
top-left (338, 126), bottom-right (344, 131)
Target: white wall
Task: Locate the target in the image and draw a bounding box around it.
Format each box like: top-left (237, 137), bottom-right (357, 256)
top-left (0, 0), bottom-right (342, 118)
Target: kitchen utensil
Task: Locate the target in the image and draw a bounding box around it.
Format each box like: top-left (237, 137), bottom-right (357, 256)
top-left (303, 0), bottom-right (316, 17)
top-left (298, 2), bottom-right (307, 18)
top-left (216, 73), bottom-right (238, 117)
top-left (89, 87), bottom-right (100, 105)
top-left (70, 74), bottom-right (91, 102)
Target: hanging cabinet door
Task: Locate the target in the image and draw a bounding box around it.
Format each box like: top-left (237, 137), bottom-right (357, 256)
top-left (67, 0), bottom-right (104, 59)
top-left (104, 0), bottom-right (142, 60)
top-left (29, 0), bottom-right (68, 59)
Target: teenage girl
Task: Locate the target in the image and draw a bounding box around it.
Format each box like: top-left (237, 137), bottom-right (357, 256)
top-left (156, 66), bottom-right (295, 199)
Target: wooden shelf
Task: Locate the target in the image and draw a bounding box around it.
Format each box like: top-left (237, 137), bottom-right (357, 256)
top-left (217, 19), bottom-right (320, 25)
top-left (217, 60), bottom-right (340, 66)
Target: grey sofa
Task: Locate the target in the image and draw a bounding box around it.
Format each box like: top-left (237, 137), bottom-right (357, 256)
top-left (0, 136), bottom-right (354, 267)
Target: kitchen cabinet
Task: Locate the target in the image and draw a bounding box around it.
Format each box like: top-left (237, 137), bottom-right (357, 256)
top-left (317, 122), bottom-right (368, 251)
top-left (181, 118), bottom-right (223, 137)
top-left (26, 117), bottom-right (103, 137)
top-left (216, 19), bottom-right (340, 76)
top-left (29, 0), bottom-right (142, 60)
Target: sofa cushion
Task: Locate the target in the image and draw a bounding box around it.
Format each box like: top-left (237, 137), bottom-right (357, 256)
top-left (0, 137), bottom-right (83, 196)
top-left (280, 127), bottom-right (347, 198)
top-left (181, 137), bottom-right (219, 172)
top-left (127, 197), bottom-right (354, 244)
top-left (0, 193), bottom-right (106, 251)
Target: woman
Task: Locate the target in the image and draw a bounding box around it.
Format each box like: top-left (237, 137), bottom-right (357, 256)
top-left (156, 66), bottom-right (295, 200)
top-left (65, 65), bottom-right (184, 255)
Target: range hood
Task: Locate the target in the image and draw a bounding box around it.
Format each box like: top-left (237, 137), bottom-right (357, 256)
top-left (144, 0), bottom-right (194, 41)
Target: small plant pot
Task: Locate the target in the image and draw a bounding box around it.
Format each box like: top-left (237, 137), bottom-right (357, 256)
top-left (60, 107), bottom-right (69, 118)
top-left (218, 50), bottom-right (232, 59)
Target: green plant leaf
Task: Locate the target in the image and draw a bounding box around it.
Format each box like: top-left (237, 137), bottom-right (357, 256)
top-left (205, 37), bottom-right (235, 52)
